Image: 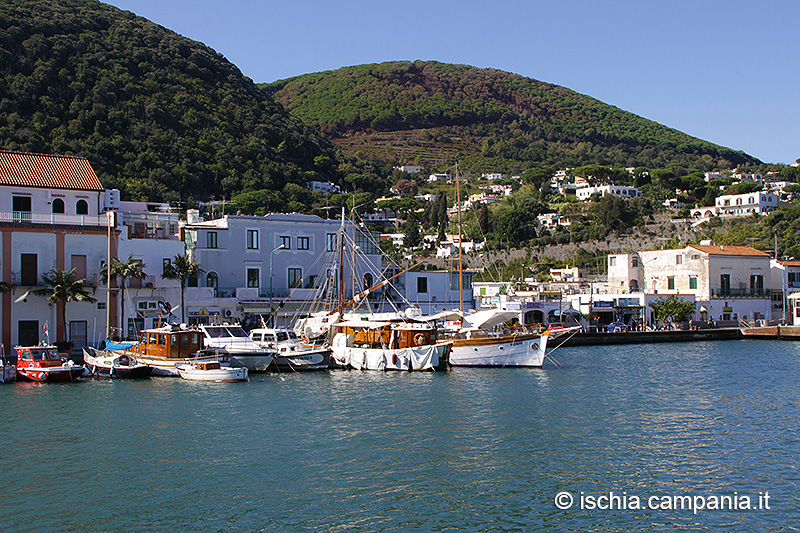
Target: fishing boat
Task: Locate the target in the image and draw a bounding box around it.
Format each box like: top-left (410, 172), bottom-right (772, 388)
top-left (175, 359), bottom-right (248, 382)
top-left (330, 319), bottom-right (450, 371)
top-left (198, 324), bottom-right (275, 371)
top-left (15, 344), bottom-right (84, 382)
top-left (83, 341), bottom-right (152, 379)
top-left (249, 327), bottom-right (331, 371)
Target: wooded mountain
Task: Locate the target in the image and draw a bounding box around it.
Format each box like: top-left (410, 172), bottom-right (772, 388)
top-left (264, 61), bottom-right (760, 173)
top-left (0, 0), bottom-right (339, 203)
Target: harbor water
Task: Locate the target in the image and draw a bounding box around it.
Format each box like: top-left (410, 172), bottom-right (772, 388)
top-left (2, 339), bottom-right (798, 531)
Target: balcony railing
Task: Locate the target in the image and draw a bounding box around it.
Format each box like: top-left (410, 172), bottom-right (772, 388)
top-left (2, 211), bottom-right (107, 227)
top-left (710, 288), bottom-right (768, 298)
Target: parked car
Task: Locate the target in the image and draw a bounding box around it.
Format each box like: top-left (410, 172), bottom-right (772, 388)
top-left (606, 322), bottom-right (629, 333)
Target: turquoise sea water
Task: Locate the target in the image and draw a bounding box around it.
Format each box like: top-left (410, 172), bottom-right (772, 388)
top-left (2, 339), bottom-right (798, 531)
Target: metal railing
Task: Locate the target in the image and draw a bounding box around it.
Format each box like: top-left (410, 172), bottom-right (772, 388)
top-left (710, 288), bottom-right (769, 298)
top-left (2, 211), bottom-right (107, 227)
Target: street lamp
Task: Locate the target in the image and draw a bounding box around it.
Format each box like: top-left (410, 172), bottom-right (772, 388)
top-left (269, 244), bottom-right (286, 327)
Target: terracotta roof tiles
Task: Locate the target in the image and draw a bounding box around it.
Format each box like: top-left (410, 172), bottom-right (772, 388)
top-left (0, 150), bottom-right (104, 191)
top-left (687, 244), bottom-right (770, 257)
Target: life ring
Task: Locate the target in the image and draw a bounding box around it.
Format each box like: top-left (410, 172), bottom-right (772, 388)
top-left (413, 333), bottom-right (426, 346)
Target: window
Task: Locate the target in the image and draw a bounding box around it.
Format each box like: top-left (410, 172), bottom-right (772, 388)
top-left (288, 267), bottom-right (302, 288)
top-left (326, 233), bottom-right (337, 252)
top-left (247, 230), bottom-right (259, 250)
top-left (676, 255), bottom-right (682, 265)
top-left (417, 276), bottom-right (428, 293)
top-left (297, 236), bottom-right (309, 250)
top-left (751, 274), bottom-right (764, 295)
top-left (364, 273), bottom-right (373, 292)
top-left (187, 273), bottom-right (198, 287)
top-left (631, 257), bottom-right (639, 268)
top-left (12, 196), bottom-right (31, 222)
top-left (207, 231), bottom-right (218, 249)
top-left (247, 268), bottom-right (259, 288)
top-left (76, 199), bottom-right (88, 215)
top-left (52, 198), bottom-right (65, 214)
top-left (70, 255), bottom-right (87, 281)
top-left (69, 321), bottom-right (88, 350)
top-left (20, 253), bottom-right (37, 286)
top-left (281, 236), bottom-right (291, 249)
top-left (668, 276), bottom-right (675, 290)
top-left (18, 320), bottom-right (39, 346)
top-left (720, 273), bottom-right (731, 295)
top-left (689, 276), bottom-right (698, 290)
top-left (162, 258), bottom-right (171, 276)
top-left (206, 272), bottom-right (218, 289)
top-left (609, 256), bottom-right (617, 267)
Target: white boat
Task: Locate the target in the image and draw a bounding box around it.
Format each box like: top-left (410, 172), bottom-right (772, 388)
top-left (176, 360), bottom-right (248, 382)
top-left (1, 356), bottom-right (16, 384)
top-left (198, 325), bottom-right (275, 371)
top-left (330, 318), bottom-right (450, 371)
top-left (83, 345), bottom-right (152, 378)
top-left (249, 327), bottom-right (331, 371)
top-left (435, 309), bottom-right (549, 368)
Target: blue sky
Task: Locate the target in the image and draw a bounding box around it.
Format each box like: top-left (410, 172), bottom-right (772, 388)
top-left (104, 0), bottom-right (798, 165)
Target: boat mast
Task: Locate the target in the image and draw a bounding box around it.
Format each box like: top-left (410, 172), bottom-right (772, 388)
top-left (456, 163), bottom-right (464, 319)
top-left (106, 210), bottom-right (112, 339)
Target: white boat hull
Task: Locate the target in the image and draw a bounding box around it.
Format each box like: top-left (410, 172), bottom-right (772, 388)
top-left (449, 333), bottom-right (548, 367)
top-left (176, 365), bottom-right (248, 382)
top-left (331, 334), bottom-right (449, 371)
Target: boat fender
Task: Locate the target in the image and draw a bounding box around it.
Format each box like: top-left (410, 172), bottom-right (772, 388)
top-left (413, 333), bottom-right (425, 346)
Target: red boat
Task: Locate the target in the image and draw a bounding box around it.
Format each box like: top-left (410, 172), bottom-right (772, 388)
top-left (15, 345), bottom-right (85, 382)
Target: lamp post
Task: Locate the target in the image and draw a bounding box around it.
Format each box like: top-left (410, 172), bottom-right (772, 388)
top-left (269, 244), bottom-right (286, 327)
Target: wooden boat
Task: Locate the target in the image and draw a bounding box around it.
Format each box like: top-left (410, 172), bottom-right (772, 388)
top-left (330, 319), bottom-right (450, 371)
top-left (176, 360), bottom-right (248, 382)
top-left (440, 309), bottom-right (550, 368)
top-left (83, 346), bottom-right (152, 379)
top-left (15, 344), bottom-right (84, 382)
top-left (249, 327), bottom-right (331, 371)
top-left (123, 326), bottom-right (221, 376)
top-left (198, 324), bottom-right (275, 371)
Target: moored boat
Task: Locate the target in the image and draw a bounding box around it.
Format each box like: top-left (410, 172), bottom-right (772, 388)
top-left (83, 345), bottom-right (152, 378)
top-left (15, 344), bottom-right (84, 382)
top-left (199, 324), bottom-right (276, 371)
top-left (249, 327), bottom-right (331, 371)
top-left (439, 309), bottom-right (550, 368)
top-left (125, 326), bottom-right (220, 376)
top-left (176, 359), bottom-right (248, 382)
top-left (330, 319), bottom-right (450, 371)
top-left (1, 355), bottom-right (16, 384)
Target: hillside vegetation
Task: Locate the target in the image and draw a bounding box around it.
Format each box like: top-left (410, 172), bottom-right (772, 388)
top-left (264, 61), bottom-right (760, 172)
top-left (0, 0), bottom-right (339, 203)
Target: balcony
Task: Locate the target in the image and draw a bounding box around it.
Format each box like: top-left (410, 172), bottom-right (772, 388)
top-left (710, 288), bottom-right (768, 298)
top-left (2, 211), bottom-right (107, 227)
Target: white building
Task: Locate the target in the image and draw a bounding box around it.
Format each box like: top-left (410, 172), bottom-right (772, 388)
top-left (0, 150), bottom-right (110, 350)
top-left (690, 191), bottom-right (779, 221)
top-left (576, 184), bottom-right (641, 201)
top-left (428, 173), bottom-right (451, 182)
top-left (185, 213), bottom-right (384, 327)
top-left (396, 165), bottom-right (423, 174)
top-left (307, 181), bottom-right (340, 193)
top-left (537, 213), bottom-right (572, 228)
top-left (608, 244), bottom-right (773, 322)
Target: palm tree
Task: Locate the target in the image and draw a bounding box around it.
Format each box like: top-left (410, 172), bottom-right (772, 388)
top-left (161, 254), bottom-right (203, 323)
top-left (32, 268), bottom-right (97, 343)
top-left (101, 254), bottom-right (146, 338)
top-left (0, 281), bottom-right (13, 293)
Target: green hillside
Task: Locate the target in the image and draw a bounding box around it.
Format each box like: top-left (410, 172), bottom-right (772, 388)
top-left (0, 0), bottom-right (339, 202)
top-left (264, 61), bottom-right (760, 172)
